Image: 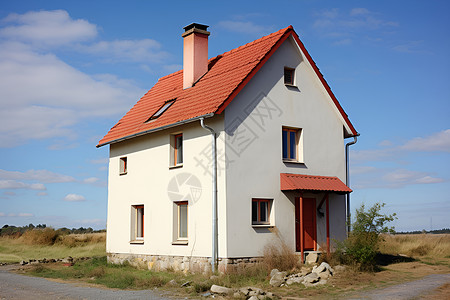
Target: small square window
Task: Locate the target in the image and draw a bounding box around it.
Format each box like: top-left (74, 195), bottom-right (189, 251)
top-left (170, 133), bottom-right (183, 167)
top-left (120, 157), bottom-right (127, 175)
top-left (282, 127), bottom-right (303, 162)
top-left (252, 199), bottom-right (272, 225)
top-left (284, 67), bottom-right (295, 85)
top-left (131, 205), bottom-right (144, 242)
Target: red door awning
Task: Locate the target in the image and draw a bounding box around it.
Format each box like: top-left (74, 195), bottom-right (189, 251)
top-left (280, 173), bottom-right (352, 193)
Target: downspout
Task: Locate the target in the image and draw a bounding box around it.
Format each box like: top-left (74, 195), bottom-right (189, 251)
top-left (200, 118), bottom-right (218, 273)
top-left (345, 133), bottom-right (359, 236)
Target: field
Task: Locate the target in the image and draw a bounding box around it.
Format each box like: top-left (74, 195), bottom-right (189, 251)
top-left (1, 232), bottom-right (449, 298)
top-left (0, 230), bottom-right (106, 263)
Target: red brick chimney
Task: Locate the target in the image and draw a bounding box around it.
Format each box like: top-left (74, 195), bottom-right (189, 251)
top-left (182, 23), bottom-right (210, 89)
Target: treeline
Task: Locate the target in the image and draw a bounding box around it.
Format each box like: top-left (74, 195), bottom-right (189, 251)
top-left (396, 228), bottom-right (450, 234)
top-left (0, 224), bottom-right (106, 237)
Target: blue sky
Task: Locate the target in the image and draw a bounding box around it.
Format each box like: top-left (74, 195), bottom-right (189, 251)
top-left (0, 0), bottom-right (448, 231)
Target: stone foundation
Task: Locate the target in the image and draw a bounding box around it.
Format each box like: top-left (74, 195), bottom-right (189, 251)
top-left (107, 252), bottom-right (264, 273)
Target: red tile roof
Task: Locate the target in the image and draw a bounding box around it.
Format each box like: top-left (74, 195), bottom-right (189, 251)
top-left (280, 173), bottom-right (352, 193)
top-left (97, 26), bottom-right (357, 147)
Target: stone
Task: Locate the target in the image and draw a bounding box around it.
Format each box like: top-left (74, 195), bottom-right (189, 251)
top-left (20, 260), bottom-right (27, 265)
top-left (270, 269), bottom-right (279, 277)
top-left (181, 281), bottom-right (191, 287)
top-left (167, 279), bottom-right (177, 286)
top-left (201, 292), bottom-right (212, 297)
top-left (210, 284), bottom-right (233, 294)
top-left (286, 276), bottom-right (304, 285)
top-left (312, 262), bottom-right (333, 275)
top-left (248, 296), bottom-right (258, 300)
top-left (270, 271), bottom-right (287, 287)
top-left (303, 272), bottom-right (320, 284)
top-left (233, 292), bottom-right (241, 298)
top-left (305, 252), bottom-right (318, 264)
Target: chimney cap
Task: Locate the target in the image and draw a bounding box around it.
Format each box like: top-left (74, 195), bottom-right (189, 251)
top-left (183, 23), bottom-right (209, 32)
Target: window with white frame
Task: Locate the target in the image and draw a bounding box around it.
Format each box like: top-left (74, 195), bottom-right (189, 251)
top-left (174, 201), bottom-right (188, 241)
top-left (282, 127), bottom-right (303, 162)
top-left (131, 205), bottom-right (144, 242)
top-left (120, 157), bottom-right (127, 175)
top-left (252, 198), bottom-right (272, 225)
top-left (170, 133), bottom-right (183, 167)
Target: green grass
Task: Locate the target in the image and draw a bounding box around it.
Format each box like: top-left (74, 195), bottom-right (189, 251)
top-left (28, 256), bottom-right (269, 292)
top-left (0, 234), bottom-right (106, 263)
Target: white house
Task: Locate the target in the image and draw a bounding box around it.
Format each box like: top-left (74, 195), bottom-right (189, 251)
top-left (97, 24), bottom-right (359, 273)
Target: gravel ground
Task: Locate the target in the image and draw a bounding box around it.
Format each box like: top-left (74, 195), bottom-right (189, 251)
top-left (0, 266), bottom-right (173, 300)
top-left (348, 273), bottom-right (450, 300)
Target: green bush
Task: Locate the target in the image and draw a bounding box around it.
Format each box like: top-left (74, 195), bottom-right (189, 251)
top-left (335, 203), bottom-right (396, 271)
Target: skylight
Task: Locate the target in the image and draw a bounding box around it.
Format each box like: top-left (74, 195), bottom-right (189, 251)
top-left (146, 99), bottom-right (176, 122)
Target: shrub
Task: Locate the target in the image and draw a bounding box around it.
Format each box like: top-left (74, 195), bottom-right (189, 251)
top-left (20, 228), bottom-right (60, 246)
top-left (335, 202), bottom-right (397, 271)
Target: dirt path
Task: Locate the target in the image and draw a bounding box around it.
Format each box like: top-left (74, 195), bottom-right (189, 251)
top-left (348, 273), bottom-right (450, 299)
top-left (0, 266), bottom-right (172, 300)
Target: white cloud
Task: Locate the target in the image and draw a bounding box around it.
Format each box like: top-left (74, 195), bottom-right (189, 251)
top-left (64, 193), bottom-right (86, 202)
top-left (79, 39), bottom-right (169, 63)
top-left (7, 212), bottom-right (34, 217)
top-left (17, 213), bottom-right (34, 217)
top-left (0, 180), bottom-right (46, 190)
top-left (400, 129), bottom-right (450, 152)
top-left (218, 21), bottom-right (274, 36)
top-left (2, 191), bottom-right (16, 196)
top-left (313, 8), bottom-right (398, 42)
top-left (350, 8), bottom-right (370, 16)
top-left (0, 169), bottom-right (75, 183)
top-left (83, 177), bottom-right (99, 184)
top-left (0, 42), bottom-right (144, 147)
top-left (37, 192), bottom-right (48, 196)
top-left (382, 169), bottom-right (444, 188)
top-left (0, 10), bottom-right (97, 47)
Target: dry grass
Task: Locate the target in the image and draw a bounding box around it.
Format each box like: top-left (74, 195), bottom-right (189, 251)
top-left (0, 232), bottom-right (106, 263)
top-left (379, 234), bottom-right (450, 259)
top-left (261, 231), bottom-right (301, 272)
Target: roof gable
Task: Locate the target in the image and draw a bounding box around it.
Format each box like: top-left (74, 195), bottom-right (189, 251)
top-left (98, 26), bottom-right (357, 147)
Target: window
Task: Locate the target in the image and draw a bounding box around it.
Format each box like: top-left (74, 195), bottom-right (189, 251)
top-left (146, 99), bottom-right (175, 121)
top-left (252, 199), bottom-right (272, 225)
top-left (120, 157), bottom-right (127, 175)
top-left (131, 205), bottom-right (144, 242)
top-left (176, 201), bottom-right (188, 240)
top-left (282, 127), bottom-right (302, 162)
top-left (170, 133), bottom-right (183, 167)
top-left (284, 67), bottom-right (295, 85)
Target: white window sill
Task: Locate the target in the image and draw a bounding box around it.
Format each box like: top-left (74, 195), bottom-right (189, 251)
top-left (283, 159), bottom-right (304, 164)
top-left (172, 240), bottom-right (188, 245)
top-left (130, 240), bottom-right (144, 244)
top-left (252, 224), bottom-right (274, 228)
top-left (285, 83), bottom-right (298, 88)
top-left (169, 164), bottom-right (183, 169)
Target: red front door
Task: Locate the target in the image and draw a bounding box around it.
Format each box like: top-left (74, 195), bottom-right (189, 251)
top-left (295, 197), bottom-right (316, 251)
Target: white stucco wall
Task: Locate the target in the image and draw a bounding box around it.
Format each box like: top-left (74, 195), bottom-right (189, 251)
top-left (106, 117), bottom-right (229, 259)
top-left (223, 36), bottom-right (348, 257)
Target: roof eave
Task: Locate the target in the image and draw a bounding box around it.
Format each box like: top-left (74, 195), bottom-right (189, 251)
top-left (96, 113), bottom-right (215, 148)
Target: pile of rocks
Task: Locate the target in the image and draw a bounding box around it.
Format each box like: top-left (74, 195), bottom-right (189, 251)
top-left (209, 285), bottom-right (276, 299)
top-left (19, 256), bottom-right (91, 266)
top-left (270, 262), bottom-right (336, 287)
